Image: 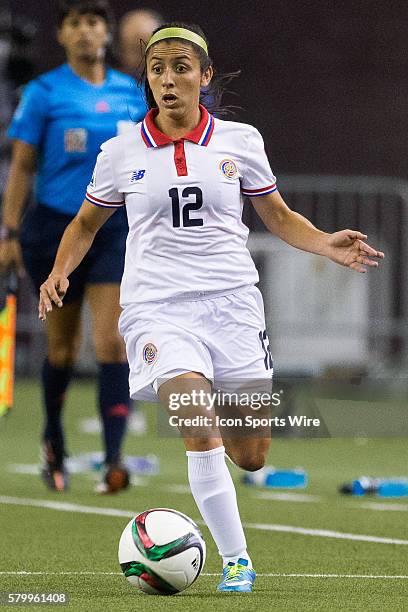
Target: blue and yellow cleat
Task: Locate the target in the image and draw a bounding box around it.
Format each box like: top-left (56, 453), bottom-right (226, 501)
top-left (217, 558), bottom-right (256, 592)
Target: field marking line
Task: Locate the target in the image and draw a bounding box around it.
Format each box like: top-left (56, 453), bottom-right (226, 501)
top-left (244, 521), bottom-right (408, 545)
top-left (163, 484), bottom-right (191, 494)
top-left (254, 491), bottom-right (321, 503)
top-left (0, 496), bottom-right (134, 518)
top-left (357, 502), bottom-right (408, 512)
top-left (1, 495), bottom-right (408, 546)
top-left (0, 571), bottom-right (407, 580)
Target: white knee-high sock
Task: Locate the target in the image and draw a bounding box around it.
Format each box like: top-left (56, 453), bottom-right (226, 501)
top-left (186, 446), bottom-right (251, 566)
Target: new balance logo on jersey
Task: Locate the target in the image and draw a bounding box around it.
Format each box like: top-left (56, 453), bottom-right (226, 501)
top-left (89, 168), bottom-right (96, 187)
top-left (130, 169), bottom-right (146, 183)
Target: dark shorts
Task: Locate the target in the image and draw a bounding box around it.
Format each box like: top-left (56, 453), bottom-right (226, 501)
top-left (21, 204), bottom-right (128, 304)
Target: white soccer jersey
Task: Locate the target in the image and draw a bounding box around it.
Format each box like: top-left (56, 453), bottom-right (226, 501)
top-left (85, 105), bottom-right (277, 304)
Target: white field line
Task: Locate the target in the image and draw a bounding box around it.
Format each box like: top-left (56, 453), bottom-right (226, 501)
top-left (357, 502), bottom-right (408, 512)
top-left (0, 571), bottom-right (407, 580)
top-left (163, 484), bottom-right (191, 494)
top-left (254, 491), bottom-right (321, 503)
top-left (1, 495), bottom-right (408, 546)
top-left (0, 496), bottom-right (134, 519)
top-left (254, 492), bottom-right (408, 508)
top-left (244, 521), bottom-right (408, 545)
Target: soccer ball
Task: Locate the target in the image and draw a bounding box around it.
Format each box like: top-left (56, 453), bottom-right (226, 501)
top-left (118, 508), bottom-right (206, 595)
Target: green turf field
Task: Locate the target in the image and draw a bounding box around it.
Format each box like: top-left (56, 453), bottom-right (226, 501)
top-left (0, 380), bottom-right (407, 611)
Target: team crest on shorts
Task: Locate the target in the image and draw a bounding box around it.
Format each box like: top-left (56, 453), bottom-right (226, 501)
top-left (143, 343), bottom-right (157, 364)
top-left (219, 159), bottom-right (238, 179)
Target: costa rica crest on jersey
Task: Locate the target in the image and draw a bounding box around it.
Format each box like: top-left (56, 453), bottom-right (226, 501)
top-left (219, 159), bottom-right (238, 179)
top-left (143, 343), bottom-right (157, 364)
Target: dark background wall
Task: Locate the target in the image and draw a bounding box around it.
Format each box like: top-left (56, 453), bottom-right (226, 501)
top-left (9, 0), bottom-right (408, 179)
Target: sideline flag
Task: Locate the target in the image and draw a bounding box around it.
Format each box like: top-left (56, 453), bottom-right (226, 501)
top-left (0, 273), bottom-right (17, 417)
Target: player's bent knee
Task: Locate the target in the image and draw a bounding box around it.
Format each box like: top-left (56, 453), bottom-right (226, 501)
top-left (226, 437), bottom-right (270, 471)
top-left (230, 444), bottom-right (269, 471)
top-left (236, 455), bottom-right (266, 472)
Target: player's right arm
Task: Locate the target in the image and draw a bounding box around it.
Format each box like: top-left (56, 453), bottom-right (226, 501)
top-left (38, 201), bottom-right (116, 321)
top-left (0, 140), bottom-right (36, 275)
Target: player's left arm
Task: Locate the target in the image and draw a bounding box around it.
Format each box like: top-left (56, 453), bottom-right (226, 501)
top-left (38, 201), bottom-right (116, 320)
top-left (252, 190), bottom-right (384, 273)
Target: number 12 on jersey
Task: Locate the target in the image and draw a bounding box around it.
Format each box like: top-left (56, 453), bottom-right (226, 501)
top-left (169, 187), bottom-right (204, 228)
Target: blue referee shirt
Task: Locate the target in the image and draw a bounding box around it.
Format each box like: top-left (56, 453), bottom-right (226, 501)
top-left (8, 63), bottom-right (146, 215)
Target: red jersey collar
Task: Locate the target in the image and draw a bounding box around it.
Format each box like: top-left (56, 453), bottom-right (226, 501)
top-left (141, 104), bottom-right (214, 148)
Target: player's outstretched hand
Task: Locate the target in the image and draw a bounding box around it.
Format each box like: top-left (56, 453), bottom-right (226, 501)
top-left (38, 274), bottom-right (69, 321)
top-left (324, 230), bottom-right (384, 273)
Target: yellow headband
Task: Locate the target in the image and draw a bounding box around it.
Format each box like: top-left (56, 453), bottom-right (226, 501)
top-left (145, 27), bottom-right (208, 56)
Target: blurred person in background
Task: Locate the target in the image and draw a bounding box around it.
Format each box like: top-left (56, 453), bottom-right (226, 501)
top-left (0, 20), bottom-right (15, 204)
top-left (0, 0), bottom-right (147, 493)
top-left (118, 8), bottom-right (163, 79)
top-left (0, 11), bottom-right (37, 199)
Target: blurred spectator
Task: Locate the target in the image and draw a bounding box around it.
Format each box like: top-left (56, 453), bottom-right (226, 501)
top-left (1, 0), bottom-right (147, 495)
top-left (118, 8), bottom-right (163, 78)
top-left (0, 10), bottom-right (37, 195)
top-left (0, 28), bottom-right (14, 195)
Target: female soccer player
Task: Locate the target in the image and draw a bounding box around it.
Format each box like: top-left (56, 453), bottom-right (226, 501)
top-left (0, 0), bottom-right (147, 493)
top-left (38, 23), bottom-right (384, 591)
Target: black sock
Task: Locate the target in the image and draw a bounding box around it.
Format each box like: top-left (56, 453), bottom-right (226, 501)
top-left (98, 362), bottom-right (131, 465)
top-left (42, 359), bottom-right (73, 458)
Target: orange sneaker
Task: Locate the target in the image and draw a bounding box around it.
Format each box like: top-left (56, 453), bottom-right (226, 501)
top-left (95, 464), bottom-right (130, 494)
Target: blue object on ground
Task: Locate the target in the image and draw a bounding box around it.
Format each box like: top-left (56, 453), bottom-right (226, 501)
top-left (340, 476), bottom-right (408, 497)
top-left (67, 452), bottom-right (159, 475)
top-left (243, 466), bottom-right (308, 488)
top-left (377, 479), bottom-right (408, 498)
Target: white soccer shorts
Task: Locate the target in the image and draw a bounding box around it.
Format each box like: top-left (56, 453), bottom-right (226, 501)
top-left (119, 285), bottom-right (273, 402)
